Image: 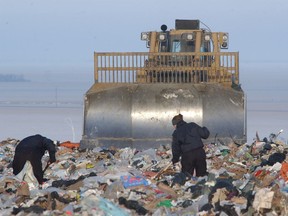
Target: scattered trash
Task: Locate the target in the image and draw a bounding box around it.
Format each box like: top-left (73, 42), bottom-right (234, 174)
top-left (121, 175), bottom-right (149, 188)
top-left (58, 141), bottom-right (80, 149)
top-left (0, 130), bottom-right (288, 215)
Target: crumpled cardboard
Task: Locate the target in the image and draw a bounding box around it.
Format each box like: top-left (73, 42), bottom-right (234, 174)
top-left (16, 181), bottom-right (30, 197)
top-left (253, 188), bottom-right (274, 212)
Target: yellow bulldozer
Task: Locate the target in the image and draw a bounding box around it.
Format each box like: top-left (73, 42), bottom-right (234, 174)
top-left (80, 19), bottom-right (246, 149)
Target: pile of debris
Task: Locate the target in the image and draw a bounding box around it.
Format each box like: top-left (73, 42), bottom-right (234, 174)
top-left (0, 131), bottom-right (288, 215)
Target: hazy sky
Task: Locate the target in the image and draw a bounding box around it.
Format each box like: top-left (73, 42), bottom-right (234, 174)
top-left (1, 0), bottom-right (288, 142)
top-left (1, 0), bottom-right (288, 75)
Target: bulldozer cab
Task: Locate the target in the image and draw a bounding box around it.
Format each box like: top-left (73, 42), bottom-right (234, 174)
top-left (80, 19), bottom-right (246, 150)
top-left (145, 20), bottom-right (211, 53)
top-left (138, 19), bottom-right (233, 85)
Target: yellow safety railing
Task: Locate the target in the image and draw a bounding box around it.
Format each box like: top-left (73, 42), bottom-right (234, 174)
top-left (94, 52), bottom-right (239, 85)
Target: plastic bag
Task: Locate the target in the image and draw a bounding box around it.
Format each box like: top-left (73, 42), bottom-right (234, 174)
top-left (120, 175), bottom-right (149, 188)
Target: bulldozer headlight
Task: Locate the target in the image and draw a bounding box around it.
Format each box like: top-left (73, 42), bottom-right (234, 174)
top-left (204, 34), bottom-right (211, 41)
top-left (221, 42), bottom-right (228, 48)
top-left (222, 34), bottom-right (228, 42)
top-left (221, 33), bottom-right (229, 49)
top-left (186, 33), bottom-right (194, 40)
top-left (141, 32), bottom-right (149, 41)
top-left (181, 33), bottom-right (195, 41)
top-left (159, 33), bottom-right (166, 41)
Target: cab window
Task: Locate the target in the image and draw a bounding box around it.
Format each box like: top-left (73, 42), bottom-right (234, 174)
top-left (171, 40), bottom-right (181, 52)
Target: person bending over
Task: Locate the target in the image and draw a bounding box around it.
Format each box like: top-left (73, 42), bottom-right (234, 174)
top-left (171, 114), bottom-right (210, 177)
top-left (12, 134), bottom-right (57, 185)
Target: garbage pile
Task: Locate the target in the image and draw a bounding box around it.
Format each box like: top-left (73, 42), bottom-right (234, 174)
top-left (1, 131), bottom-right (288, 215)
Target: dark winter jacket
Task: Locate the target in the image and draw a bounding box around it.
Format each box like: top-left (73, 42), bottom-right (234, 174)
top-left (12, 134), bottom-right (57, 184)
top-left (172, 120), bottom-right (210, 164)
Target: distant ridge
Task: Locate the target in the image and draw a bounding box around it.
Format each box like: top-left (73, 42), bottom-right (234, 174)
top-left (0, 74), bottom-right (30, 82)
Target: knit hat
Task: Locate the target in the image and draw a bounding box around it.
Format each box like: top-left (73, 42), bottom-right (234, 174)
top-left (172, 114), bottom-right (183, 125)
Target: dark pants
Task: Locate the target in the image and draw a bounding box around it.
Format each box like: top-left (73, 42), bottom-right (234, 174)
top-left (12, 151), bottom-right (43, 184)
top-left (181, 147), bottom-right (207, 177)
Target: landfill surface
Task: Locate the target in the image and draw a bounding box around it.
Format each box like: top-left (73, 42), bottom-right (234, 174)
top-left (1, 131), bottom-right (288, 216)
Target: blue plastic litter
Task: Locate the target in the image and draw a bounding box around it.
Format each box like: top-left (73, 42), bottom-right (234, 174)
top-left (121, 175), bottom-right (149, 188)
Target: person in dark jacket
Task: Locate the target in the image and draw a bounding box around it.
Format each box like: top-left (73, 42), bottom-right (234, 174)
top-left (171, 114), bottom-right (210, 177)
top-left (12, 134), bottom-right (57, 185)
